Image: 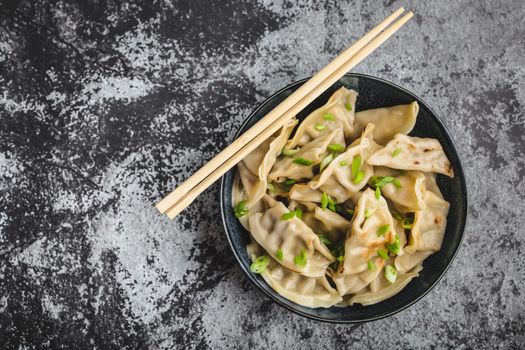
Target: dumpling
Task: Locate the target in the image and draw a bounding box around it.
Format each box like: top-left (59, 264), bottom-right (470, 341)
top-left (308, 124), bottom-right (380, 203)
top-left (269, 129), bottom-right (342, 182)
top-left (349, 264), bottom-right (423, 306)
top-left (248, 195), bottom-right (335, 277)
top-left (404, 190), bottom-right (450, 254)
top-left (340, 188), bottom-right (400, 275)
top-left (349, 102), bottom-right (419, 144)
top-left (247, 242), bottom-right (342, 308)
top-left (331, 257), bottom-right (385, 296)
top-left (367, 134), bottom-right (454, 177)
top-left (395, 250), bottom-right (432, 273)
top-left (238, 119), bottom-right (297, 205)
top-left (373, 167), bottom-right (427, 212)
top-left (286, 87), bottom-right (357, 149)
top-left (289, 184), bottom-right (323, 202)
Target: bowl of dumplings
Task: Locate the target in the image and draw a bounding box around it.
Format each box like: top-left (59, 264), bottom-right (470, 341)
top-left (220, 73), bottom-right (467, 323)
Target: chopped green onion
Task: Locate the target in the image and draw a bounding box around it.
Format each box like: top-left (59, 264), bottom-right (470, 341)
top-left (367, 259), bottom-right (376, 271)
top-left (392, 147), bottom-right (402, 157)
top-left (283, 179), bottom-right (296, 191)
top-left (294, 250), bottom-right (307, 268)
top-left (374, 176), bottom-right (395, 187)
top-left (393, 179), bottom-right (403, 188)
top-left (267, 182), bottom-right (276, 193)
top-left (345, 102), bottom-right (353, 111)
top-left (377, 224), bottom-right (390, 237)
top-left (317, 233), bottom-right (331, 245)
top-left (375, 186), bottom-right (381, 199)
top-left (351, 155), bottom-right (362, 178)
top-left (339, 160), bottom-right (348, 166)
top-left (295, 208), bottom-right (303, 220)
top-left (320, 153), bottom-right (334, 172)
top-left (327, 144), bottom-right (345, 153)
top-left (323, 113), bottom-right (335, 121)
top-left (276, 249), bottom-right (284, 261)
top-left (321, 192), bottom-right (329, 210)
top-left (365, 207), bottom-right (376, 218)
top-left (234, 201), bottom-right (249, 218)
top-left (392, 212), bottom-right (403, 221)
top-left (282, 148), bottom-right (300, 157)
top-left (336, 255), bottom-right (344, 262)
top-left (327, 195), bottom-right (337, 212)
top-left (353, 171), bottom-right (365, 184)
top-left (281, 211), bottom-right (296, 220)
top-left (386, 235), bottom-right (400, 255)
top-left (292, 157), bottom-right (314, 166)
top-left (377, 249), bottom-right (389, 260)
top-left (385, 264), bottom-right (398, 283)
top-left (334, 204), bottom-right (342, 212)
top-left (250, 255), bottom-right (270, 273)
top-left (314, 123), bottom-right (326, 131)
top-left (346, 208), bottom-right (355, 217)
top-left (402, 217), bottom-right (414, 229)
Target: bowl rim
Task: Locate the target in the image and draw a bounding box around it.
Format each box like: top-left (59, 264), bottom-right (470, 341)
top-left (219, 72), bottom-right (468, 323)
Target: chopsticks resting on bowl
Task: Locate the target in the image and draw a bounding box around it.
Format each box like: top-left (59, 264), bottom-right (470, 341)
top-left (156, 7), bottom-right (414, 219)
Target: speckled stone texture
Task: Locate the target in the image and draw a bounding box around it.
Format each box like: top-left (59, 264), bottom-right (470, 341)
top-left (0, 0), bottom-right (523, 348)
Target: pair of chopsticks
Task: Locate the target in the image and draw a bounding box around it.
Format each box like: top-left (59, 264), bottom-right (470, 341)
top-left (156, 7), bottom-right (413, 219)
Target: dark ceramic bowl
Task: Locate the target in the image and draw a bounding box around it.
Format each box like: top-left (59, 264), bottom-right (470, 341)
top-left (220, 73), bottom-right (467, 323)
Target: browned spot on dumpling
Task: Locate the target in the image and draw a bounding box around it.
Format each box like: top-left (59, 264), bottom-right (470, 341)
top-left (435, 215), bottom-right (443, 224)
top-left (414, 160), bottom-right (420, 165)
top-left (446, 163), bottom-right (455, 177)
top-left (423, 148), bottom-right (433, 152)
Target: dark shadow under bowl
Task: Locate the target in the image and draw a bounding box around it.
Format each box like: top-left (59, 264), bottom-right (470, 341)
top-left (220, 73), bottom-right (467, 323)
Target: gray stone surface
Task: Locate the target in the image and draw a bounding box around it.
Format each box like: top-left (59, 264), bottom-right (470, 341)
top-left (0, 0), bottom-right (523, 348)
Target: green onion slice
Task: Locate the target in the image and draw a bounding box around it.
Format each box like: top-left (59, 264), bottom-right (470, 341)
top-left (294, 250), bottom-right (307, 268)
top-left (392, 147), bottom-right (402, 157)
top-left (392, 212), bottom-right (403, 221)
top-left (336, 255), bottom-right (344, 262)
top-left (353, 171), bottom-right (365, 184)
top-left (323, 113), bottom-right (335, 121)
top-left (250, 255), bottom-right (270, 273)
top-left (321, 192), bottom-right (329, 210)
top-left (276, 249), bottom-right (284, 261)
top-left (346, 208), bottom-right (355, 217)
top-left (283, 179), bottom-right (296, 191)
top-left (377, 249), bottom-right (389, 260)
top-left (267, 182), bottom-right (276, 193)
top-left (314, 123), bottom-right (326, 131)
top-left (234, 201), bottom-right (249, 218)
top-left (385, 264), bottom-right (398, 283)
top-left (292, 157), bottom-right (314, 166)
top-left (365, 207), bottom-right (376, 218)
top-left (377, 224), bottom-right (390, 237)
top-left (317, 233), bottom-right (331, 246)
top-left (339, 160), bottom-right (348, 166)
top-left (327, 143), bottom-right (345, 153)
top-left (295, 208), bottom-right (303, 220)
top-left (393, 179), bottom-right (403, 188)
top-left (320, 153), bottom-right (334, 172)
top-left (281, 211), bottom-right (296, 220)
top-left (282, 148), bottom-right (300, 157)
top-left (402, 217), bottom-right (414, 229)
top-left (327, 195), bottom-right (336, 212)
top-left (345, 102), bottom-right (353, 111)
top-left (386, 234), bottom-right (400, 255)
top-left (375, 186), bottom-right (381, 199)
top-left (351, 155), bottom-right (362, 178)
top-left (367, 259), bottom-right (376, 271)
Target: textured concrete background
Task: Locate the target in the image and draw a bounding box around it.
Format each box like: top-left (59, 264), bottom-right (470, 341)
top-left (0, 0), bottom-right (523, 348)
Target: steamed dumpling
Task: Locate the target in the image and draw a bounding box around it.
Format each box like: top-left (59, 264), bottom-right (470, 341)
top-left (248, 195), bottom-right (335, 277)
top-left (331, 257), bottom-right (385, 296)
top-left (349, 102), bottom-right (419, 144)
top-left (287, 87), bottom-right (357, 149)
top-left (373, 167), bottom-right (427, 212)
top-left (367, 134), bottom-right (454, 177)
top-left (247, 242), bottom-right (342, 308)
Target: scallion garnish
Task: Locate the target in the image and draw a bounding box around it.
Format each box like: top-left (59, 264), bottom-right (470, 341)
top-left (323, 113), bottom-right (335, 121)
top-left (402, 217), bottom-right (414, 229)
top-left (346, 208), bottom-right (355, 217)
top-left (375, 186), bottom-right (381, 199)
top-left (267, 182), bottom-right (276, 193)
top-left (353, 170), bottom-right (364, 184)
top-left (386, 234), bottom-right (400, 255)
top-left (281, 211), bottom-right (296, 220)
top-left (317, 233), bottom-right (331, 246)
top-left (377, 249), bottom-right (389, 260)
top-left (336, 255), bottom-right (344, 262)
top-left (367, 259), bottom-right (376, 271)
top-left (234, 201), bottom-right (249, 218)
top-left (392, 212), bottom-right (403, 221)
top-left (321, 192), bottom-right (329, 210)
top-left (282, 148), bottom-right (300, 157)
top-left (339, 160), bottom-right (348, 166)
top-left (314, 123), bottom-right (326, 131)
top-left (276, 249), bottom-right (284, 261)
top-left (294, 250), bottom-right (307, 268)
top-left (392, 147), bottom-right (402, 157)
top-left (320, 153), bottom-right (334, 172)
top-left (393, 179), bottom-right (403, 188)
top-left (377, 224), bottom-right (390, 237)
top-left (351, 155), bottom-right (362, 178)
top-left (345, 102), bottom-right (353, 111)
top-left (250, 255), bottom-right (270, 273)
top-left (292, 157), bottom-right (314, 166)
top-left (365, 207), bottom-right (376, 218)
top-left (385, 264), bottom-right (398, 283)
top-left (327, 195), bottom-right (336, 212)
top-left (295, 208), bottom-right (303, 219)
top-left (283, 179), bottom-right (296, 191)
top-left (327, 144), bottom-right (345, 153)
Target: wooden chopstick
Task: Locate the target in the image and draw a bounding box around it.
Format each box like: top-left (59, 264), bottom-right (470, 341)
top-left (158, 8), bottom-right (413, 219)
